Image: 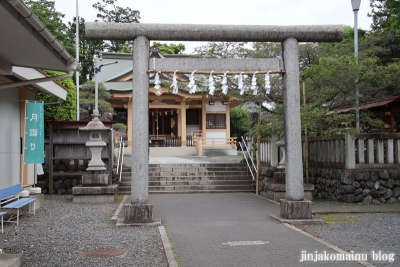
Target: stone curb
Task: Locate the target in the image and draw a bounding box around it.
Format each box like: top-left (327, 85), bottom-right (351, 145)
top-left (285, 223), bottom-right (376, 267)
top-left (111, 195), bottom-right (128, 221)
top-left (115, 218), bottom-right (161, 227)
top-left (312, 205), bottom-right (400, 214)
top-left (158, 226), bottom-right (179, 267)
top-left (271, 215), bottom-right (324, 225)
top-left (254, 193), bottom-right (400, 214)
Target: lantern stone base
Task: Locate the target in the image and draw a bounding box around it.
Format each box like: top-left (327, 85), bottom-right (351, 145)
top-left (72, 184), bottom-right (118, 203)
top-left (82, 174), bottom-right (109, 186)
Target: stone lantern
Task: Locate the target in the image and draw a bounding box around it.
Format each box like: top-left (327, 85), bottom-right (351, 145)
top-left (72, 55), bottom-right (118, 203)
top-left (80, 110), bottom-right (108, 171)
top-left (276, 140), bottom-right (286, 172)
top-left (80, 55), bottom-right (117, 170)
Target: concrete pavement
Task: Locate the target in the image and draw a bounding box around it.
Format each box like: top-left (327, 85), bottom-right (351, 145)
top-left (119, 149), bottom-right (399, 266)
top-left (148, 193), bottom-right (368, 267)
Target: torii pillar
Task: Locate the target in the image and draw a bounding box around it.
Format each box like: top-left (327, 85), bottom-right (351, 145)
top-left (124, 35), bottom-right (154, 223)
top-left (85, 23), bottom-right (343, 222)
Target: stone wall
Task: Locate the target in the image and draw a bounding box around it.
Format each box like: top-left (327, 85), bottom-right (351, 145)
top-left (37, 170), bottom-right (118, 195)
top-left (37, 173), bottom-right (82, 195)
top-left (258, 167), bottom-right (400, 204)
top-left (259, 167), bottom-right (275, 193)
top-left (309, 169), bottom-right (400, 204)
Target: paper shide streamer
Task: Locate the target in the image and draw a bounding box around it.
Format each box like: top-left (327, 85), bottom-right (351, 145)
top-left (264, 71), bottom-right (271, 94)
top-left (208, 71), bottom-right (215, 95)
top-left (170, 70), bottom-right (178, 94)
top-left (154, 71), bottom-right (161, 95)
top-left (187, 70), bottom-right (197, 94)
top-left (221, 71), bottom-right (229, 95)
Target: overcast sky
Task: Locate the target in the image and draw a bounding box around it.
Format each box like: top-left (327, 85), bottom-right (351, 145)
top-left (55, 0), bottom-right (373, 53)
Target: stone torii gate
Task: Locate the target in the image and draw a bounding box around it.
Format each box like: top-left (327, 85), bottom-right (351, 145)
top-left (85, 23), bottom-right (343, 223)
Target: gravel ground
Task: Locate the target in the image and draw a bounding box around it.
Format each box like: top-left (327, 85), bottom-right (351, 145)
top-left (297, 203), bottom-right (400, 267)
top-left (3, 191), bottom-right (398, 267)
top-left (1, 195), bottom-right (168, 267)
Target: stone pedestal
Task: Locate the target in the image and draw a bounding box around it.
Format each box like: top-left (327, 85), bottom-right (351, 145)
top-left (124, 203), bottom-right (154, 223)
top-left (72, 184), bottom-right (118, 203)
top-left (280, 199), bottom-right (312, 219)
top-left (118, 203), bottom-right (161, 226)
top-left (82, 173), bottom-right (109, 186)
top-left (265, 182), bottom-right (314, 202)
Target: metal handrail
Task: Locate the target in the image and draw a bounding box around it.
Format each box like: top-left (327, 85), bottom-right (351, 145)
top-left (116, 138), bottom-right (122, 176)
top-left (239, 136), bottom-right (257, 181)
top-left (239, 142), bottom-right (255, 180)
top-left (116, 136), bottom-right (125, 182)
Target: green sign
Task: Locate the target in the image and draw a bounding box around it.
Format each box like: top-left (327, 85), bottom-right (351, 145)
top-left (24, 102), bottom-right (44, 164)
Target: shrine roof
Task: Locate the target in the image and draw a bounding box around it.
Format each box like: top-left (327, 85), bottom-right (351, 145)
top-left (330, 96), bottom-right (400, 114)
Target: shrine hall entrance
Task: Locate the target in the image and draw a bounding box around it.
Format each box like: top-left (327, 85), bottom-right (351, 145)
top-left (149, 109), bottom-right (179, 146)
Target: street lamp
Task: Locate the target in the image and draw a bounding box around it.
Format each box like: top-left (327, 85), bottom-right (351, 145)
top-left (352, 0), bottom-right (361, 129)
top-left (94, 56), bottom-right (118, 116)
top-left (76, 0), bottom-right (79, 120)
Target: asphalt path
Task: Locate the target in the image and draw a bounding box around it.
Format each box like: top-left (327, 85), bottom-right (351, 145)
top-left (149, 193), bottom-right (365, 267)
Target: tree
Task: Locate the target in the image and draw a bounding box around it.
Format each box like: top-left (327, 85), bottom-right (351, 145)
top-left (194, 42), bottom-right (248, 58)
top-left (92, 0), bottom-right (140, 52)
top-left (118, 42), bottom-right (186, 54)
top-left (79, 81), bottom-right (114, 120)
top-left (112, 122), bottom-right (127, 131)
top-left (36, 71), bottom-right (77, 120)
top-left (368, 0), bottom-right (400, 64)
top-left (369, 0), bottom-right (400, 33)
top-left (194, 32), bottom-right (399, 135)
top-left (156, 43), bottom-right (186, 54)
top-left (230, 107), bottom-right (250, 137)
top-left (35, 71), bottom-right (77, 137)
top-left (304, 52), bottom-right (400, 131)
top-left (247, 42), bottom-right (282, 59)
top-left (25, 0), bottom-right (74, 56)
top-left (66, 17), bottom-right (105, 83)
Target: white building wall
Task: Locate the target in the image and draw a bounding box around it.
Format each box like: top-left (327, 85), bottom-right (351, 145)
top-left (0, 88), bottom-right (21, 188)
top-left (206, 102), bottom-right (226, 112)
top-left (205, 131), bottom-right (227, 144)
top-left (204, 102), bottom-right (229, 144)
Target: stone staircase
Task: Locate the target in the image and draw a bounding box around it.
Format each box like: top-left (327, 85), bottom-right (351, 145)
top-left (149, 146), bottom-right (198, 157)
top-left (118, 163), bottom-right (254, 194)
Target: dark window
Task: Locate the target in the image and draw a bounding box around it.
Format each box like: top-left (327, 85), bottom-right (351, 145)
top-left (206, 114), bottom-right (226, 129)
top-left (113, 109), bottom-right (127, 125)
top-left (186, 109), bottom-right (200, 125)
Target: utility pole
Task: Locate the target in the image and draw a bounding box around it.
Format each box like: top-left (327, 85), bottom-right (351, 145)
top-left (76, 0), bottom-right (80, 120)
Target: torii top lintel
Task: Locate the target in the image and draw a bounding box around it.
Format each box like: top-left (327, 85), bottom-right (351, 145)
top-left (85, 23), bottom-right (344, 43)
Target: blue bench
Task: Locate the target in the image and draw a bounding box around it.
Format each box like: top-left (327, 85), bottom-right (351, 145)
top-left (0, 183), bottom-right (37, 226)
